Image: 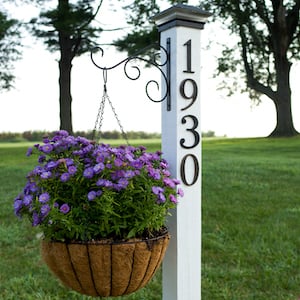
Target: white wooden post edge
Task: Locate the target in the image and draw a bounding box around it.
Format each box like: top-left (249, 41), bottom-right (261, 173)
top-left (153, 4), bottom-right (211, 300)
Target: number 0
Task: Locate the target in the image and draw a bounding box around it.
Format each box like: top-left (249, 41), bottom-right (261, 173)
top-left (180, 154), bottom-right (199, 186)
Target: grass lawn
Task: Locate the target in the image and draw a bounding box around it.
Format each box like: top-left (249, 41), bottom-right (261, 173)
top-left (202, 137), bottom-right (300, 299)
top-left (1, 137), bottom-right (300, 299)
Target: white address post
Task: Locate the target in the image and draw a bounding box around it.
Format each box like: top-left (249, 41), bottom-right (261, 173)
top-left (153, 5), bottom-right (211, 300)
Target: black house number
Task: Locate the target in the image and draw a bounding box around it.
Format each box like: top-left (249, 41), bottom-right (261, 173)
top-left (179, 39), bottom-right (200, 186)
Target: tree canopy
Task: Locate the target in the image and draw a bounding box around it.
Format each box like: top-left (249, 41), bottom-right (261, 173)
top-left (29, 0), bottom-right (102, 56)
top-left (0, 7), bottom-right (21, 91)
top-left (116, 0), bottom-right (300, 137)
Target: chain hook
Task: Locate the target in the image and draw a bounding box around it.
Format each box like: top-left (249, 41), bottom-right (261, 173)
top-left (103, 68), bottom-right (107, 93)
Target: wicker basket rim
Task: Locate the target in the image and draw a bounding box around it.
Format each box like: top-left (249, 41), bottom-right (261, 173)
top-left (44, 229), bottom-right (170, 246)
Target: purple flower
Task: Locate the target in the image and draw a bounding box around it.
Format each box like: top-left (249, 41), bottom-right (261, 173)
top-left (152, 186), bottom-right (166, 203)
top-left (14, 136), bottom-right (182, 235)
top-left (65, 158), bottom-right (74, 166)
top-left (124, 170), bottom-right (135, 179)
top-left (43, 137), bottom-right (50, 143)
top-left (111, 170), bottom-right (125, 181)
top-left (26, 147), bottom-right (33, 157)
top-left (65, 136), bottom-right (76, 146)
top-left (40, 144), bottom-right (54, 153)
top-left (32, 166), bottom-right (43, 176)
top-left (87, 190), bottom-right (97, 201)
top-left (105, 163), bottom-right (112, 169)
top-left (23, 195), bottom-right (33, 206)
top-left (76, 136), bottom-right (90, 145)
top-left (60, 203), bottom-right (70, 214)
top-left (148, 167), bottom-right (160, 180)
top-left (157, 193), bottom-right (166, 203)
top-left (114, 178), bottom-right (129, 191)
top-left (32, 211), bottom-right (41, 226)
top-left (118, 178), bottom-right (129, 187)
top-left (24, 182), bottom-right (38, 194)
top-left (41, 204), bottom-right (51, 217)
top-left (125, 153), bottom-right (134, 162)
top-left (40, 171), bottom-right (52, 179)
top-left (46, 161), bottom-right (58, 169)
top-left (177, 188), bottom-right (184, 197)
top-left (56, 130), bottom-right (69, 137)
top-left (114, 158), bottom-right (123, 167)
top-left (93, 163), bottom-right (104, 174)
top-left (72, 149), bottom-right (83, 156)
top-left (60, 173), bottom-right (70, 182)
top-left (38, 155), bottom-right (46, 163)
top-left (130, 160), bottom-right (143, 169)
top-left (152, 186), bottom-right (164, 195)
top-left (83, 167), bottom-right (94, 179)
top-left (68, 165), bottom-right (77, 175)
top-left (39, 193), bottom-right (50, 203)
top-left (162, 170), bottom-right (171, 177)
top-left (173, 179), bottom-right (181, 185)
top-left (160, 161), bottom-right (168, 169)
top-left (14, 199), bottom-right (23, 216)
top-left (169, 194), bottom-right (178, 204)
top-left (96, 179), bottom-right (113, 188)
top-left (163, 178), bottom-right (176, 188)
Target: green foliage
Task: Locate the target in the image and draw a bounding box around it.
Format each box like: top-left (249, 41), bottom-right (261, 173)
top-left (29, 0), bottom-right (102, 54)
top-left (114, 0), bottom-right (185, 55)
top-left (0, 8), bottom-right (21, 90)
top-left (202, 130), bottom-right (215, 138)
top-left (0, 130), bottom-right (161, 142)
top-left (0, 130), bottom-right (215, 142)
top-left (14, 131), bottom-right (182, 242)
top-left (114, 27), bottom-right (159, 56)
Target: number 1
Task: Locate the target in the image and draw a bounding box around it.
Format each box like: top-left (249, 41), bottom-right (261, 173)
top-left (183, 39), bottom-right (194, 73)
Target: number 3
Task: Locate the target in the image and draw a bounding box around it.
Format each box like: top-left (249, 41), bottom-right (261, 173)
top-left (180, 115), bottom-right (200, 149)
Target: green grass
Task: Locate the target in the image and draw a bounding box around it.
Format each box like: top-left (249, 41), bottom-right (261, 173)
top-left (1, 138), bottom-right (300, 299)
top-left (202, 137), bottom-right (300, 299)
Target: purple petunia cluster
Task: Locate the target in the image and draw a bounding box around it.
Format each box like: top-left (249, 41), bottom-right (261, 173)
top-left (13, 130), bottom-right (183, 240)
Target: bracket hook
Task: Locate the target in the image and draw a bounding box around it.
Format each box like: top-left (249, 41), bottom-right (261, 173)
top-left (103, 68), bottom-right (108, 93)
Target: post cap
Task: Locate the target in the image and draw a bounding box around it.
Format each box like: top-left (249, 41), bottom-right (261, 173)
top-left (153, 4), bottom-right (212, 28)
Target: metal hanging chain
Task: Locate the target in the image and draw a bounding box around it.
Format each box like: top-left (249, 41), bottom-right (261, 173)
top-left (92, 68), bottom-right (129, 145)
top-left (92, 91), bottom-right (106, 140)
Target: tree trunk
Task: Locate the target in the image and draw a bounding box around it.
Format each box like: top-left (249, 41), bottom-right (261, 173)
top-left (269, 3), bottom-right (298, 137)
top-left (58, 0), bottom-right (73, 134)
top-left (58, 57), bottom-right (73, 134)
top-left (270, 54), bottom-right (298, 137)
top-left (270, 95), bottom-right (298, 137)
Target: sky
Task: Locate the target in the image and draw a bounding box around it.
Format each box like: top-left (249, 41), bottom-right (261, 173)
top-left (1, 1), bottom-right (300, 138)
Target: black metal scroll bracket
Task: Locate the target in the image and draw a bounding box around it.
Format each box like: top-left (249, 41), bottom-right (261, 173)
top-left (90, 38), bottom-right (171, 111)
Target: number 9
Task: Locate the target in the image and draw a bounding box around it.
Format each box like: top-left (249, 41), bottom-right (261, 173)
top-left (179, 78), bottom-right (198, 111)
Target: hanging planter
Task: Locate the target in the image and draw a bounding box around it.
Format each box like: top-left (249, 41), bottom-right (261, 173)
top-left (13, 130), bottom-right (183, 296)
top-left (41, 231), bottom-right (169, 297)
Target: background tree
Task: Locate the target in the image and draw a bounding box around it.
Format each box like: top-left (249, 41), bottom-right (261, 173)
top-left (115, 0), bottom-right (187, 54)
top-left (0, 7), bottom-right (21, 91)
top-left (116, 0), bottom-right (300, 137)
top-left (29, 0), bottom-right (103, 133)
